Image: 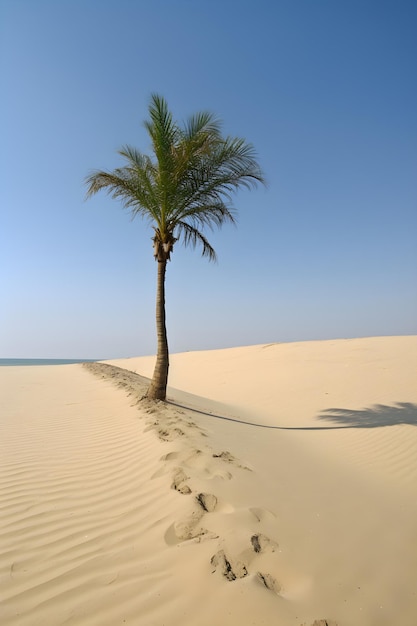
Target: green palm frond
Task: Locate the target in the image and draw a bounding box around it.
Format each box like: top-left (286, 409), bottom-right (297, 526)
top-left (175, 220), bottom-right (217, 261)
top-left (183, 111), bottom-right (221, 142)
top-left (175, 200), bottom-right (236, 230)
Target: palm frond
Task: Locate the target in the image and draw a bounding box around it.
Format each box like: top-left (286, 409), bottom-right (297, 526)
top-left (175, 220), bottom-right (217, 261)
top-left (84, 167), bottom-right (159, 224)
top-left (118, 145), bottom-right (153, 170)
top-left (116, 145), bottom-right (161, 219)
top-left (174, 200), bottom-right (236, 231)
top-left (166, 136), bottom-right (263, 225)
top-left (144, 94), bottom-right (178, 172)
top-left (183, 111), bottom-right (221, 142)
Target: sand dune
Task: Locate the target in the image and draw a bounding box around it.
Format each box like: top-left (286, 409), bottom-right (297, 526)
top-left (1, 336), bottom-right (416, 625)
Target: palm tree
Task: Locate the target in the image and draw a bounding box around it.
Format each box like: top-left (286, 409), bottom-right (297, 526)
top-left (85, 94), bottom-right (265, 400)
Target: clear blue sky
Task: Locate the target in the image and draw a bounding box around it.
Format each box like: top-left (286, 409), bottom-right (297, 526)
top-left (1, 0), bottom-right (416, 358)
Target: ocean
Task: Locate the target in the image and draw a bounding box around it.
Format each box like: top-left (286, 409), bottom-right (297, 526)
top-left (0, 359), bottom-right (97, 366)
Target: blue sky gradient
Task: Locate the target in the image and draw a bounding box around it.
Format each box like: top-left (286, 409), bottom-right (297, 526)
top-left (1, 0), bottom-right (416, 358)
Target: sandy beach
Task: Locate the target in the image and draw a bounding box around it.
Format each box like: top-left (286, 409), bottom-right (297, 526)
top-left (1, 336), bottom-right (416, 625)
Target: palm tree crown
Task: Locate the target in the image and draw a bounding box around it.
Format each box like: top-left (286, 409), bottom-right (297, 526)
top-left (85, 94), bottom-right (264, 261)
top-left (85, 94), bottom-right (265, 399)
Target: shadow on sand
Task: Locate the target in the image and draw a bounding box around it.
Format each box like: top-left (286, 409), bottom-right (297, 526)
top-left (317, 402), bottom-right (417, 429)
top-left (168, 401), bottom-right (417, 431)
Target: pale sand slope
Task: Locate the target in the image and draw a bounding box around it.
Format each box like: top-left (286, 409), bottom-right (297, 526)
top-left (0, 337), bottom-right (416, 625)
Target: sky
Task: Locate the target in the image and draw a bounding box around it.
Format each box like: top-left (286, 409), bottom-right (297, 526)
top-left (1, 0), bottom-right (416, 358)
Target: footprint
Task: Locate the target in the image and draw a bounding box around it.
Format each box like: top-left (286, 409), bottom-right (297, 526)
top-left (257, 572), bottom-right (281, 594)
top-left (164, 521), bottom-right (217, 545)
top-left (171, 468), bottom-right (192, 495)
top-left (251, 533), bottom-right (278, 554)
top-left (164, 490), bottom-right (220, 546)
top-left (212, 451), bottom-right (251, 471)
top-left (169, 509), bottom-right (203, 541)
top-left (160, 448), bottom-right (205, 466)
top-left (157, 427), bottom-right (185, 441)
top-left (212, 451), bottom-right (237, 463)
top-left (211, 550), bottom-right (248, 581)
top-left (196, 493), bottom-right (217, 512)
top-left (160, 451), bottom-right (181, 462)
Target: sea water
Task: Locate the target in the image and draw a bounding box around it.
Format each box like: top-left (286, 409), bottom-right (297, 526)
top-left (0, 359), bottom-right (97, 366)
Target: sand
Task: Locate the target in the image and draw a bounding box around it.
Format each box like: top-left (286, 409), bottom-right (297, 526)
top-left (1, 336), bottom-right (416, 625)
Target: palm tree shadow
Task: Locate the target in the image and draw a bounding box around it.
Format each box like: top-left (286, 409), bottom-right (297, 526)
top-left (317, 402), bottom-right (417, 428)
top-left (168, 399), bottom-right (417, 431)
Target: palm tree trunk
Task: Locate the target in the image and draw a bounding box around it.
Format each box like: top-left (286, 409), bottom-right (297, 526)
top-left (147, 258), bottom-right (169, 400)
